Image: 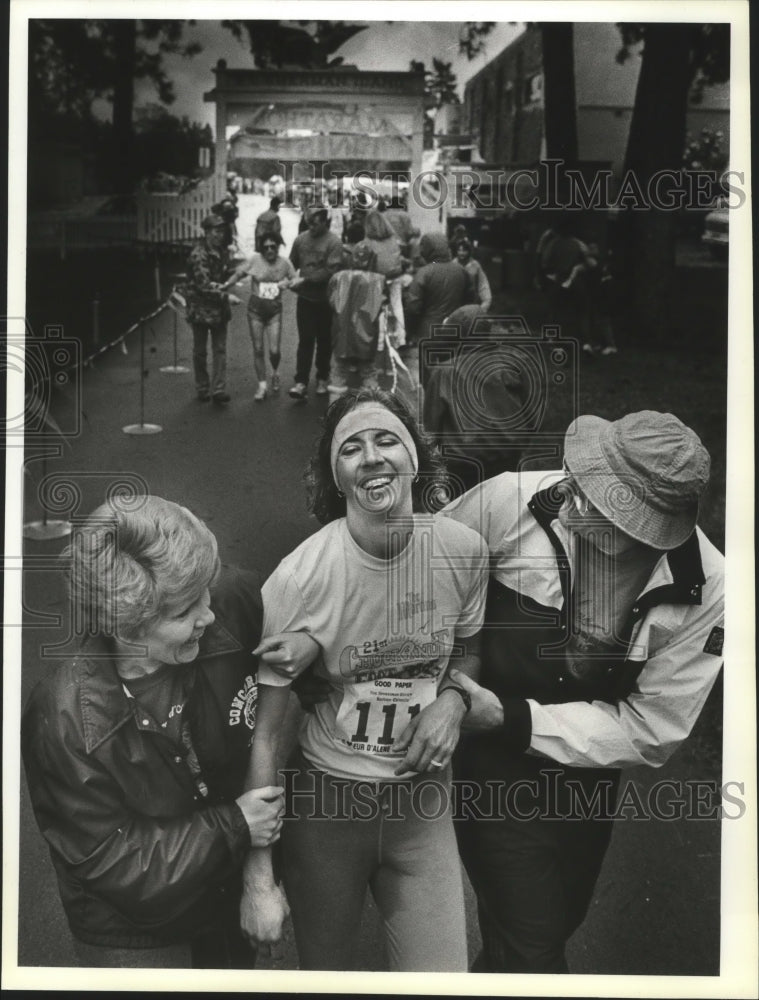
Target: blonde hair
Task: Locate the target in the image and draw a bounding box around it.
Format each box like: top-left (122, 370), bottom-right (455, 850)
top-left (63, 495), bottom-right (220, 640)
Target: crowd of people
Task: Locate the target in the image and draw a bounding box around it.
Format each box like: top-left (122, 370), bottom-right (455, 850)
top-left (21, 185), bottom-right (725, 976)
top-left (181, 191), bottom-right (503, 409)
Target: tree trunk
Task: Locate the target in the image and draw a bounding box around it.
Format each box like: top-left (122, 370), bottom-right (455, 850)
top-left (112, 20), bottom-right (137, 192)
top-left (621, 24), bottom-right (696, 344)
top-left (541, 23), bottom-right (578, 162)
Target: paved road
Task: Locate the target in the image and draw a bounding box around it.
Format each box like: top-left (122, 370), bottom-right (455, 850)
top-left (13, 204), bottom-right (722, 977)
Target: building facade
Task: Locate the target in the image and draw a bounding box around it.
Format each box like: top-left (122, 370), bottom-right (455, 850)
top-left (462, 24), bottom-right (730, 175)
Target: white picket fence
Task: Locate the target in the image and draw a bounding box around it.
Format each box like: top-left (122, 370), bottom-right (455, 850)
top-left (136, 172), bottom-right (228, 244)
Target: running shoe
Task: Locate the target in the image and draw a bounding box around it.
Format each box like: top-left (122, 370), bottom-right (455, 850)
top-left (271, 372), bottom-right (281, 393)
top-left (254, 383), bottom-right (268, 402)
top-left (315, 379), bottom-right (329, 396)
top-left (212, 391), bottom-right (231, 404)
top-left (289, 382), bottom-right (308, 400)
top-left (601, 346), bottom-right (618, 356)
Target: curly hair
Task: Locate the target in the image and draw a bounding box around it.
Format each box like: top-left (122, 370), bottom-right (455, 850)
top-left (62, 495), bottom-right (220, 641)
top-left (305, 388), bottom-right (451, 525)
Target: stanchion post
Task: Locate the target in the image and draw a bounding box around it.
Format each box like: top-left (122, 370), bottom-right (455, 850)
top-left (139, 319), bottom-right (146, 425)
top-left (23, 450), bottom-right (73, 540)
top-left (172, 308), bottom-right (180, 368)
top-left (160, 274), bottom-right (190, 374)
top-left (123, 318), bottom-right (162, 435)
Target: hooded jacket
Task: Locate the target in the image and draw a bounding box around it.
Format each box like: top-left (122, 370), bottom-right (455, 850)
top-left (21, 566), bottom-right (263, 948)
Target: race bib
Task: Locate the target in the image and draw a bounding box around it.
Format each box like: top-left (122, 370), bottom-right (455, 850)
top-left (258, 281), bottom-right (280, 300)
top-left (334, 675), bottom-right (438, 755)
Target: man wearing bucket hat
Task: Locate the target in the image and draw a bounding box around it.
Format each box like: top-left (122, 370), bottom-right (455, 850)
top-left (184, 213), bottom-right (240, 403)
top-left (440, 410), bottom-right (725, 973)
top-left (288, 205), bottom-right (344, 400)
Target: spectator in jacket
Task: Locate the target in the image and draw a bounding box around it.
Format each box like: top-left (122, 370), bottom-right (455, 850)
top-left (254, 197), bottom-right (284, 252)
top-left (383, 194), bottom-right (418, 255)
top-left (423, 307), bottom-right (529, 495)
top-left (442, 411), bottom-right (724, 973)
top-left (405, 231), bottom-right (473, 386)
top-left (454, 239), bottom-right (492, 312)
top-left (534, 217), bottom-right (597, 348)
top-left (211, 195), bottom-right (240, 255)
top-left (184, 214), bottom-right (240, 404)
top-left (22, 495), bottom-right (315, 969)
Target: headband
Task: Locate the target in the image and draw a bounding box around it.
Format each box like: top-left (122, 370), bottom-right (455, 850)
top-left (330, 405), bottom-right (419, 486)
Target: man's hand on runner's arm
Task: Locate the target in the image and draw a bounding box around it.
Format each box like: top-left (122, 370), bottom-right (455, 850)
top-left (448, 669), bottom-right (505, 732)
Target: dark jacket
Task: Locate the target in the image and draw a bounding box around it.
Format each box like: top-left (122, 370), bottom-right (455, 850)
top-left (22, 566), bottom-right (264, 948)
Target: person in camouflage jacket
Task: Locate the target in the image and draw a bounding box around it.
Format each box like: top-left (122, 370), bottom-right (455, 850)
top-left (185, 214), bottom-right (237, 403)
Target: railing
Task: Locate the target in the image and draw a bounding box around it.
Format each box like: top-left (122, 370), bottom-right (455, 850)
top-left (27, 215), bottom-right (138, 255)
top-left (136, 172), bottom-right (228, 243)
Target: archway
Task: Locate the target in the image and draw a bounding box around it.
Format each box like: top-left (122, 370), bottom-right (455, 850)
top-left (204, 62), bottom-right (428, 230)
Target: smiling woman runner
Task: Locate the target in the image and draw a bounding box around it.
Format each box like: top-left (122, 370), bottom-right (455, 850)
top-left (239, 388), bottom-right (489, 971)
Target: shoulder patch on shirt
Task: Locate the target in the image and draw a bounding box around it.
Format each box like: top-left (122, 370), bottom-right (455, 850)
top-left (703, 625), bottom-right (724, 657)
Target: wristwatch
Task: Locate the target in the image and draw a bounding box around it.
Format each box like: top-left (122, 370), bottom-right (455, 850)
top-left (442, 684), bottom-right (472, 714)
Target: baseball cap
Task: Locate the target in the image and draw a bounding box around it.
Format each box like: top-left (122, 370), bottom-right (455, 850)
top-left (306, 205), bottom-right (329, 223)
top-left (201, 214), bottom-right (226, 231)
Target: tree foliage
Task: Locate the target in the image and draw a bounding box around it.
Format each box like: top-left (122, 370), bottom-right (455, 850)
top-left (458, 22), bottom-right (497, 59)
top-left (133, 104), bottom-right (214, 181)
top-left (424, 58), bottom-right (460, 109)
top-left (28, 19), bottom-right (202, 190)
top-left (615, 23), bottom-right (730, 101)
top-left (29, 19), bottom-right (201, 123)
top-left (222, 20), bottom-right (367, 68)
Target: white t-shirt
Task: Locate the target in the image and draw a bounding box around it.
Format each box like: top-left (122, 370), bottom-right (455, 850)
top-left (259, 515), bottom-right (489, 781)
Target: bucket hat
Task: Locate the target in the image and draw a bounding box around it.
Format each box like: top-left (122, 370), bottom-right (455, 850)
top-left (563, 411), bottom-right (710, 550)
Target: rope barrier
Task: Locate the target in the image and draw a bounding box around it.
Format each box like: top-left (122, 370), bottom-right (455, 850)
top-left (80, 295), bottom-right (173, 370)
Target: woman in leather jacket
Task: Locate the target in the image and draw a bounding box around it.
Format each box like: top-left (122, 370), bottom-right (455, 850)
top-left (21, 495), bottom-right (311, 968)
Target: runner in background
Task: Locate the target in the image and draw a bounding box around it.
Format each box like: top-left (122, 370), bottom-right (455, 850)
top-left (222, 238), bottom-right (297, 400)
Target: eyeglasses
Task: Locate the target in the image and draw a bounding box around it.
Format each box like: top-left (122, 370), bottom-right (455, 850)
top-left (261, 243), bottom-right (278, 250)
top-left (559, 465), bottom-right (596, 517)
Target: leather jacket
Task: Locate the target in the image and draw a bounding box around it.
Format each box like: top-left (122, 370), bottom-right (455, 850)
top-left (22, 566), bottom-right (264, 948)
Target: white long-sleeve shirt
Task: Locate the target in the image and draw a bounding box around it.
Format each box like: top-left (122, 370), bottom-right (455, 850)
top-left (442, 470), bottom-right (725, 770)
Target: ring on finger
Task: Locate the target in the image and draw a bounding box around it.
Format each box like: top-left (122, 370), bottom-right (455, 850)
top-left (430, 759), bottom-right (445, 769)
